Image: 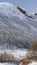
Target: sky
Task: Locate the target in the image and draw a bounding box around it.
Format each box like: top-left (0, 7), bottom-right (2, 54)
top-left (0, 0), bottom-right (37, 14)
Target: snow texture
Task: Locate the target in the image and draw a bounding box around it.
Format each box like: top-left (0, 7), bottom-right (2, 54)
top-left (28, 61), bottom-right (37, 65)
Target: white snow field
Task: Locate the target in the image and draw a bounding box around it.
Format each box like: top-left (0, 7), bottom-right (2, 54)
top-left (0, 61), bottom-right (37, 65)
top-left (28, 61), bottom-right (37, 65)
top-left (0, 49), bottom-right (27, 60)
top-left (0, 49), bottom-right (27, 65)
top-left (0, 63), bottom-right (16, 65)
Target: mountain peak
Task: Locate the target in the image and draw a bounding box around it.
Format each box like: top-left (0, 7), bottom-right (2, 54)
top-left (0, 2), bottom-right (18, 17)
top-left (0, 2), bottom-right (26, 19)
top-left (0, 2), bottom-right (34, 19)
top-left (0, 2), bottom-right (13, 6)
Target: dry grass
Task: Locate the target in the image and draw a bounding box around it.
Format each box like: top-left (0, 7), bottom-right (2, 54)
top-left (19, 57), bottom-right (37, 65)
top-left (19, 58), bottom-right (31, 65)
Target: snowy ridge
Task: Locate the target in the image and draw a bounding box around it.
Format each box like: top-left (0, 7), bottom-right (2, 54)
top-left (0, 2), bottom-right (37, 49)
top-left (0, 2), bottom-right (25, 19)
top-left (0, 2), bottom-right (37, 19)
top-left (0, 2), bottom-right (16, 17)
top-left (0, 2), bottom-right (36, 20)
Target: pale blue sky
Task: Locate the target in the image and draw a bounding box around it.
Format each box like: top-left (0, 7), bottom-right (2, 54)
top-left (0, 0), bottom-right (37, 14)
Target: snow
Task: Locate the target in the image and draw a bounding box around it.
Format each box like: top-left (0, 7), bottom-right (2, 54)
top-left (0, 2), bottom-right (25, 19)
top-left (11, 49), bottom-right (27, 60)
top-left (0, 2), bottom-right (37, 33)
top-left (0, 50), bottom-right (27, 65)
top-left (28, 61), bottom-right (37, 65)
top-left (0, 63), bottom-right (16, 65)
top-left (0, 49), bottom-right (27, 60)
top-left (0, 2), bottom-right (16, 17)
top-left (0, 61), bottom-right (37, 65)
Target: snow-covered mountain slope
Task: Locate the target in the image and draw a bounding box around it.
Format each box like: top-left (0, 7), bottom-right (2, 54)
top-left (0, 2), bottom-right (25, 19)
top-left (0, 2), bottom-right (37, 49)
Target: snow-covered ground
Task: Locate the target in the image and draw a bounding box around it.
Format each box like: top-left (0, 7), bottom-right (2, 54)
top-left (0, 61), bottom-right (37, 65)
top-left (0, 49), bottom-right (27, 65)
top-left (0, 63), bottom-right (16, 65)
top-left (28, 61), bottom-right (37, 65)
top-left (0, 49), bottom-right (27, 60)
top-left (0, 50), bottom-right (37, 65)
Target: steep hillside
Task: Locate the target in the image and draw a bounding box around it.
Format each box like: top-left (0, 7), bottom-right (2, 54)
top-left (0, 2), bottom-right (37, 49)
